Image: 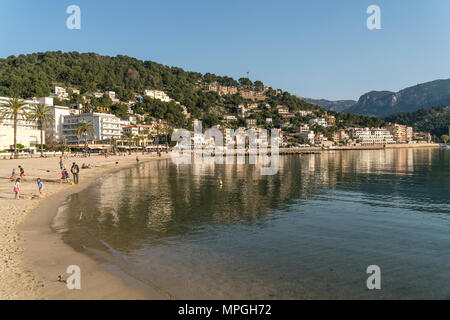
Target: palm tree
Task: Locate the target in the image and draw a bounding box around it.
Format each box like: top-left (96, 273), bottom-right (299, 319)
top-left (27, 103), bottom-right (54, 157)
top-left (75, 120), bottom-right (95, 154)
top-left (162, 125), bottom-right (173, 151)
top-left (0, 97), bottom-right (29, 157)
top-left (124, 131), bottom-right (134, 147)
top-left (134, 135), bottom-right (142, 151)
top-left (109, 137), bottom-right (117, 154)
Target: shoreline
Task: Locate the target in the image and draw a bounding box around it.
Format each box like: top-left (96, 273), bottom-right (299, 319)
top-left (1, 144), bottom-right (442, 299)
top-left (1, 153), bottom-right (170, 299)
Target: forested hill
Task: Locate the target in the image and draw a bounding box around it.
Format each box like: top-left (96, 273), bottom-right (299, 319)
top-left (0, 51), bottom-right (387, 129)
top-left (0, 51), bottom-right (314, 116)
top-left (384, 106), bottom-right (450, 137)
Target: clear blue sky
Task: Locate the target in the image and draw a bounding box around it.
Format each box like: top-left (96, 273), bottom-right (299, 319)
top-left (1, 0), bottom-right (449, 100)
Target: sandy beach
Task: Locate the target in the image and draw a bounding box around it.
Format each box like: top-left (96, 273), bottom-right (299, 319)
top-left (0, 152), bottom-right (170, 300)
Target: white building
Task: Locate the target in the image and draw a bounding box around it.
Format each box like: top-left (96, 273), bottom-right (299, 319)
top-left (300, 130), bottom-right (315, 144)
top-left (298, 124), bottom-right (310, 134)
top-left (309, 118), bottom-right (328, 127)
top-left (297, 110), bottom-right (313, 117)
top-left (105, 91), bottom-right (120, 103)
top-left (144, 90), bottom-right (171, 102)
top-left (348, 128), bottom-right (395, 145)
top-left (62, 113), bottom-right (122, 144)
top-left (0, 97), bottom-right (44, 150)
top-left (52, 86), bottom-right (69, 100)
top-left (49, 105), bottom-right (81, 141)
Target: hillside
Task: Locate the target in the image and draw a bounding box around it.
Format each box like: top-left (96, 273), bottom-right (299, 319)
top-left (345, 79), bottom-right (450, 117)
top-left (384, 106), bottom-right (450, 137)
top-left (0, 51), bottom-right (320, 125)
top-left (0, 51), bottom-right (387, 131)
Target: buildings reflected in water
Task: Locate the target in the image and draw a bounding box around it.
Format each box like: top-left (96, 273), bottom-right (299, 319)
top-left (62, 148), bottom-right (447, 251)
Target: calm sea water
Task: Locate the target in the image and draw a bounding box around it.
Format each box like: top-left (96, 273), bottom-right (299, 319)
top-left (53, 148), bottom-right (450, 299)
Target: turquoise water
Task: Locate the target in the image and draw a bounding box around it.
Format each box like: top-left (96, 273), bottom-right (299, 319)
top-left (55, 148), bottom-right (450, 299)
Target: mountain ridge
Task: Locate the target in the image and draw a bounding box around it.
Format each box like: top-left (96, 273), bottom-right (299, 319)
top-left (303, 79), bottom-right (450, 117)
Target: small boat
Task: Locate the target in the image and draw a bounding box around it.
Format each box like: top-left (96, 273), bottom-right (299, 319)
top-left (440, 144), bottom-right (450, 150)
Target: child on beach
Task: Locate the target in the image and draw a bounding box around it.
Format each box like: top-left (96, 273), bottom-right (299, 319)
top-left (61, 168), bottom-right (67, 183)
top-left (65, 168), bottom-right (72, 184)
top-left (10, 168), bottom-right (16, 180)
top-left (13, 178), bottom-right (20, 200)
top-left (19, 165), bottom-right (25, 178)
top-left (36, 178), bottom-right (44, 196)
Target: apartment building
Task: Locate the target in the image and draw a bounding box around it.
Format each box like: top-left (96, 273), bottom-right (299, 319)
top-left (144, 90), bottom-right (172, 102)
top-left (245, 118), bottom-right (257, 127)
top-left (62, 113), bottom-right (122, 144)
top-left (49, 105), bottom-right (81, 141)
top-left (297, 110), bottom-right (313, 117)
top-left (223, 115), bottom-right (237, 122)
top-left (0, 97), bottom-right (44, 150)
top-left (385, 123), bottom-right (413, 143)
top-left (348, 128), bottom-right (395, 145)
top-left (206, 83), bottom-right (238, 96)
top-left (309, 118), bottom-right (328, 127)
top-left (300, 130), bottom-right (315, 144)
top-left (240, 90), bottom-right (266, 101)
top-left (297, 124), bottom-right (310, 135)
top-left (333, 129), bottom-right (350, 143)
top-left (51, 86), bottom-right (69, 100)
top-left (105, 91), bottom-right (120, 103)
top-left (122, 123), bottom-right (169, 137)
top-left (277, 106), bottom-right (290, 114)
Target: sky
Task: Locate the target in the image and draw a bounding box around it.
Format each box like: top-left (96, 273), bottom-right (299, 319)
top-left (1, 0), bottom-right (449, 100)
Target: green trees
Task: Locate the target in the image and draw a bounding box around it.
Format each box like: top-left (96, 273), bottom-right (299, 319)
top-left (0, 97), bottom-right (29, 157)
top-left (75, 120), bottom-right (95, 153)
top-left (385, 106), bottom-right (450, 138)
top-left (27, 103), bottom-right (55, 157)
top-left (441, 135), bottom-right (449, 144)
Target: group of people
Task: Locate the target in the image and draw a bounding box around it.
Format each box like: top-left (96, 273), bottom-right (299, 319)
top-left (10, 159), bottom-right (82, 200)
top-left (11, 165), bottom-right (44, 200)
top-left (60, 157), bottom-right (80, 184)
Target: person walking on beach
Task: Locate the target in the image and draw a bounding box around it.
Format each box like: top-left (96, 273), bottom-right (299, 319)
top-left (13, 178), bottom-right (20, 200)
top-left (136, 155), bottom-right (139, 163)
top-left (59, 156), bottom-right (64, 169)
top-left (36, 178), bottom-right (44, 196)
top-left (71, 162), bottom-right (80, 184)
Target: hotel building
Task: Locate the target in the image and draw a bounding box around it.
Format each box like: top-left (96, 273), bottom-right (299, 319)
top-left (348, 128), bottom-right (395, 145)
top-left (62, 112), bottom-right (122, 144)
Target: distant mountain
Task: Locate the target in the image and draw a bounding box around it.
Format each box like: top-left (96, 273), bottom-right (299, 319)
top-left (300, 97), bottom-right (356, 112)
top-left (345, 79), bottom-right (450, 117)
top-left (384, 106), bottom-right (450, 137)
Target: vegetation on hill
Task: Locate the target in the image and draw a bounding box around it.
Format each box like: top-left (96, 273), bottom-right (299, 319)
top-left (384, 106), bottom-right (450, 137)
top-left (0, 51), bottom-right (388, 130)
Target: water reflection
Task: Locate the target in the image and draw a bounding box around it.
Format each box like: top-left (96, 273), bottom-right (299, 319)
top-left (58, 148), bottom-right (450, 299)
